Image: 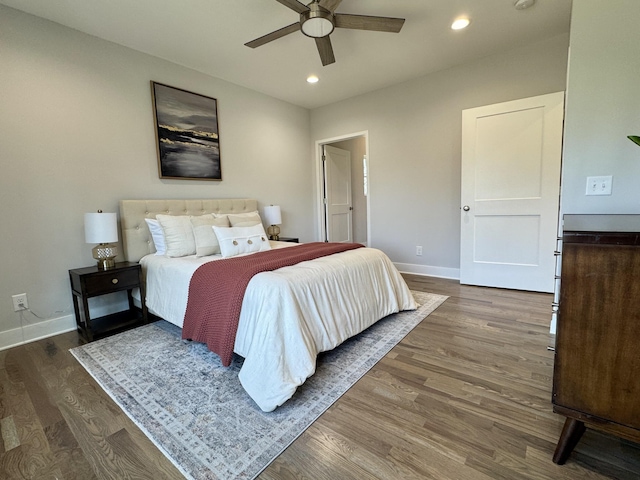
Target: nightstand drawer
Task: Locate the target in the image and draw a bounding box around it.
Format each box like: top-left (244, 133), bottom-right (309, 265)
top-left (81, 268), bottom-right (140, 295)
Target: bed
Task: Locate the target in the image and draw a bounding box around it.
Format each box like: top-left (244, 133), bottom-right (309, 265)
top-left (120, 198), bottom-right (416, 411)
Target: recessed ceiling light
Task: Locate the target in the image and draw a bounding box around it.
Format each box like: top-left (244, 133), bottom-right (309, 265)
top-left (451, 17), bottom-right (471, 30)
top-left (307, 75), bottom-right (319, 84)
top-left (514, 0), bottom-right (536, 10)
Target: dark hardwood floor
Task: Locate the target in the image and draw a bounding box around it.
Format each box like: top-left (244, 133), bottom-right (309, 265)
top-left (1, 275), bottom-right (639, 479)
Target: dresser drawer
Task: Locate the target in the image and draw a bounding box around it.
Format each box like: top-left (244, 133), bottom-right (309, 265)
top-left (81, 268), bottom-right (140, 296)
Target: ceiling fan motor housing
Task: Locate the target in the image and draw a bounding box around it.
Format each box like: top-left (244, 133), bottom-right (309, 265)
top-left (301, 3), bottom-right (334, 38)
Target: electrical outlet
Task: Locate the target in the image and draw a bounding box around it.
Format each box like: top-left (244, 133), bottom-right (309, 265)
top-left (416, 246), bottom-right (423, 256)
top-left (12, 293), bottom-right (28, 311)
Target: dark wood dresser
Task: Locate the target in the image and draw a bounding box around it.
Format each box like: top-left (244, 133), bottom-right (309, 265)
top-left (552, 215), bottom-right (640, 464)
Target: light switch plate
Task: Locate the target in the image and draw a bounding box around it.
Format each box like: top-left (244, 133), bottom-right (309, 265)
top-left (586, 176), bottom-right (613, 196)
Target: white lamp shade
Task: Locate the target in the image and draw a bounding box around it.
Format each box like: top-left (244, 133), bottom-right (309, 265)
top-left (263, 205), bottom-right (282, 225)
top-left (84, 212), bottom-right (118, 243)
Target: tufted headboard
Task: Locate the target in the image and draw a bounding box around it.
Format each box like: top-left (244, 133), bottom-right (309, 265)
top-left (119, 198), bottom-right (258, 262)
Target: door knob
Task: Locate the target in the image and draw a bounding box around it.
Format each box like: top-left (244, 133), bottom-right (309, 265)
top-left (462, 205), bottom-right (470, 211)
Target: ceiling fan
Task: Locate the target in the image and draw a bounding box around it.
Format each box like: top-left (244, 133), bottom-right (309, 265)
top-left (245, 0), bottom-right (405, 66)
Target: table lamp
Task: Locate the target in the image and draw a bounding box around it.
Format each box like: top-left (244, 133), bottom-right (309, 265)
top-left (84, 210), bottom-right (118, 270)
top-left (263, 205), bottom-right (282, 240)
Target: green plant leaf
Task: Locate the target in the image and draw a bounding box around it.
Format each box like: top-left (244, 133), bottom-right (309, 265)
top-left (629, 135), bottom-right (640, 147)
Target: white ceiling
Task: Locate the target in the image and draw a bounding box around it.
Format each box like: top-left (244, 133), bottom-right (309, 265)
top-left (1, 0), bottom-right (572, 109)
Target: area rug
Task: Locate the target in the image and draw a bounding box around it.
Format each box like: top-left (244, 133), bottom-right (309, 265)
top-left (70, 291), bottom-right (446, 480)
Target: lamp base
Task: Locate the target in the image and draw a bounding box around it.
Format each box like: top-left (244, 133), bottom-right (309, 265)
top-left (92, 243), bottom-right (118, 270)
top-left (96, 258), bottom-right (116, 270)
top-left (267, 225), bottom-right (280, 241)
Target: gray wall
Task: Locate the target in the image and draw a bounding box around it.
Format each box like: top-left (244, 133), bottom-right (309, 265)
top-left (310, 34), bottom-right (570, 278)
top-left (0, 6), bottom-right (311, 346)
top-left (560, 0), bottom-right (640, 214)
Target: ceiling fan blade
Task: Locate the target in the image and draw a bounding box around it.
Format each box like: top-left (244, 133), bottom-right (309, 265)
top-left (334, 14), bottom-right (405, 33)
top-left (275, 0), bottom-right (309, 14)
top-left (315, 36), bottom-right (335, 66)
top-left (318, 0), bottom-right (343, 12)
top-left (245, 23), bottom-right (300, 48)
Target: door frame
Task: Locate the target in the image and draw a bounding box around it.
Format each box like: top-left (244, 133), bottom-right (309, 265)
top-left (314, 131), bottom-right (370, 245)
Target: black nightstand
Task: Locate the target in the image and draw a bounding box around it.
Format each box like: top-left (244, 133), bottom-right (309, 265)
top-left (277, 237), bottom-right (299, 243)
top-left (69, 262), bottom-right (148, 342)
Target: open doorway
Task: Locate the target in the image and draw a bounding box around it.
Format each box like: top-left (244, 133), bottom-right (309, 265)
top-left (315, 132), bottom-right (369, 245)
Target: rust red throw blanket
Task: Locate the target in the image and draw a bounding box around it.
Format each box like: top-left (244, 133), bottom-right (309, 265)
top-left (182, 242), bottom-right (363, 366)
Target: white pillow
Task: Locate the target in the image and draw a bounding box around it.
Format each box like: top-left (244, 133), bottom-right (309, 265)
top-left (213, 224), bottom-right (272, 258)
top-left (214, 211), bottom-right (258, 222)
top-left (156, 214), bottom-right (196, 257)
top-left (227, 211), bottom-right (262, 228)
top-left (144, 218), bottom-right (166, 256)
top-left (190, 214), bottom-right (230, 257)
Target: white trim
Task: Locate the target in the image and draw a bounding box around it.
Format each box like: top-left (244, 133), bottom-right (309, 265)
top-left (394, 263), bottom-right (460, 280)
top-left (0, 314), bottom-right (76, 351)
top-left (550, 312), bottom-right (557, 334)
top-left (314, 131), bottom-right (370, 246)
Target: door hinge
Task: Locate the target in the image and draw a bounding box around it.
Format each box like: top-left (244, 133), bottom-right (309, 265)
top-left (323, 197), bottom-right (327, 205)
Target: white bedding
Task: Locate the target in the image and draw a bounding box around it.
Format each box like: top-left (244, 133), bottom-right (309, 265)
top-left (140, 242), bottom-right (416, 411)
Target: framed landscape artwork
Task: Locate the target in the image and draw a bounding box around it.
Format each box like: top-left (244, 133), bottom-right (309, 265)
top-left (151, 82), bottom-right (221, 180)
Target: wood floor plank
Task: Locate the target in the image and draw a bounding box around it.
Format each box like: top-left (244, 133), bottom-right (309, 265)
top-left (0, 445), bottom-right (26, 479)
top-left (263, 428), bottom-right (379, 480)
top-left (305, 424), bottom-right (412, 480)
top-left (0, 274), bottom-right (638, 479)
top-left (298, 424), bottom-right (406, 479)
top-left (105, 428), bottom-right (177, 480)
top-left (387, 442), bottom-right (494, 480)
top-left (330, 395), bottom-right (492, 473)
top-left (1, 416), bottom-right (20, 452)
top-left (43, 419), bottom-right (97, 480)
top-left (0, 358), bottom-right (58, 479)
top-left (308, 407), bottom-right (394, 460)
top-left (6, 350), bottom-right (64, 431)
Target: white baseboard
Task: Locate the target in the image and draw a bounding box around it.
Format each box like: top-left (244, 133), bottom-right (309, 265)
top-left (0, 314), bottom-right (76, 351)
top-left (394, 262), bottom-right (460, 280)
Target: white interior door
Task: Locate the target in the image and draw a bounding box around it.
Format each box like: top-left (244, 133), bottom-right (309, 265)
top-left (324, 145), bottom-right (353, 242)
top-left (460, 92), bottom-right (564, 293)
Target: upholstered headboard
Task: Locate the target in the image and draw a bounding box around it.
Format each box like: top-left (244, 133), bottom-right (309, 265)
top-left (119, 198), bottom-right (258, 262)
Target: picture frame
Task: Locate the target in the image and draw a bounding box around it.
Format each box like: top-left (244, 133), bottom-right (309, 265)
top-left (151, 81), bottom-right (221, 180)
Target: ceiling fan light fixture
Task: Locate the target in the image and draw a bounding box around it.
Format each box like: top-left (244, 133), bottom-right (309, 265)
top-left (301, 4), bottom-right (334, 38)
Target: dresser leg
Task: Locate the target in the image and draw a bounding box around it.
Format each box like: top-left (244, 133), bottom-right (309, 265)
top-left (553, 418), bottom-right (586, 464)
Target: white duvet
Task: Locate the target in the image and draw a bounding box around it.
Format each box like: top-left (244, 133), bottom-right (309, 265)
top-left (140, 242), bottom-right (416, 411)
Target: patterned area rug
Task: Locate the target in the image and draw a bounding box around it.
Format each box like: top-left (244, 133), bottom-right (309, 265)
top-left (70, 291), bottom-right (447, 480)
